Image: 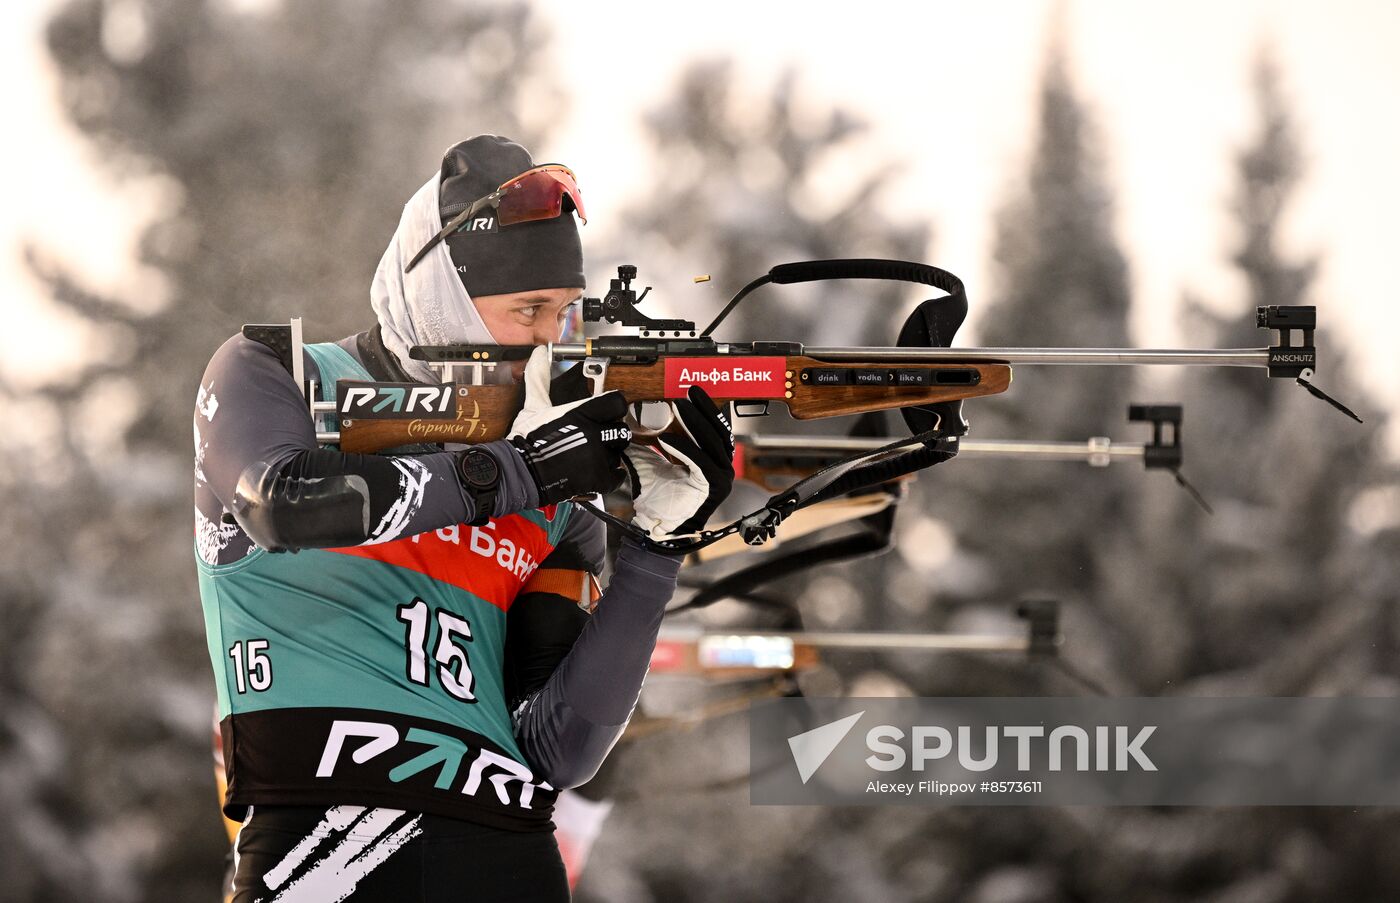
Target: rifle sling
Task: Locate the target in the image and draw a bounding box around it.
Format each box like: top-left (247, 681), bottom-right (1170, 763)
top-left (671, 504), bottom-right (897, 613)
top-left (579, 424), bottom-right (956, 554)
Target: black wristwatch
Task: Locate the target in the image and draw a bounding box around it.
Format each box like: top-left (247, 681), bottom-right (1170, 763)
top-left (457, 448), bottom-right (501, 526)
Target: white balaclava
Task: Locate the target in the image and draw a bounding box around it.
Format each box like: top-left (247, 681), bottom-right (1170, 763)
top-left (369, 174), bottom-right (498, 383)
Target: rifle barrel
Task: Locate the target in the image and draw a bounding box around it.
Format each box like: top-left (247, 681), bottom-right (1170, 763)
top-left (547, 343), bottom-right (1267, 366)
top-left (800, 347), bottom-right (1269, 366)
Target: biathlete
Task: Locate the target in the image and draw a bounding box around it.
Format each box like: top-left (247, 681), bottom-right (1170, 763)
top-left (193, 135), bottom-right (733, 902)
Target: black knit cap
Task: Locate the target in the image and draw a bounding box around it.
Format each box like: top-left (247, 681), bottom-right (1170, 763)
top-left (438, 136), bottom-right (585, 297)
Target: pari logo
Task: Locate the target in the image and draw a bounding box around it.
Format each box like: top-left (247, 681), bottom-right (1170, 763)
top-left (452, 216), bottom-right (498, 240)
top-left (317, 720), bottom-right (549, 809)
top-left (787, 712), bottom-right (1158, 784)
top-left (662, 356), bottom-right (787, 400)
top-left (338, 382), bottom-right (457, 421)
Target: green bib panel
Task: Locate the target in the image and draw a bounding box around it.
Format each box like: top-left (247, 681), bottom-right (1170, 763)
top-left (196, 341), bottom-right (576, 831)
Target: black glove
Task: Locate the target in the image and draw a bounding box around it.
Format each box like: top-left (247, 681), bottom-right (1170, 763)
top-left (507, 347), bottom-right (632, 506)
top-left (621, 386), bottom-right (735, 540)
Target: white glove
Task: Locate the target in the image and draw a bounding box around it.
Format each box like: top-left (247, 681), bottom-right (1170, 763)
top-left (622, 386), bottom-right (735, 540)
top-left (508, 346), bottom-right (614, 438)
top-left (506, 346), bottom-right (631, 506)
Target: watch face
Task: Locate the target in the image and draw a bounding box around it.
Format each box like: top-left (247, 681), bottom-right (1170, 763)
top-left (460, 450), bottom-right (500, 489)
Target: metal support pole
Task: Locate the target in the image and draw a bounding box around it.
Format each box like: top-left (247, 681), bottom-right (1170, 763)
top-left (662, 628), bottom-right (1032, 654)
top-left (743, 434), bottom-right (1144, 466)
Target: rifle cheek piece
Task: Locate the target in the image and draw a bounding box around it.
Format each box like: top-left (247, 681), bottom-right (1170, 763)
top-left (230, 460), bottom-right (372, 553)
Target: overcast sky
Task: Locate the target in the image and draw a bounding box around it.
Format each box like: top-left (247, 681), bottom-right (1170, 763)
top-left (5, 0), bottom-right (1398, 449)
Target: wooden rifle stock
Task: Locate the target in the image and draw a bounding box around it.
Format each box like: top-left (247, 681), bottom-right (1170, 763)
top-left (336, 359), bottom-right (1011, 454)
top-left (337, 385), bottom-right (522, 452)
top-left (600, 358), bottom-right (1011, 420)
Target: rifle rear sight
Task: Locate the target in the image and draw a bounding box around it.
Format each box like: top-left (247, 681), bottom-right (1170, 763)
top-left (1257, 305), bottom-right (1316, 379)
top-left (582, 264), bottom-right (698, 337)
top-left (1127, 404), bottom-right (1183, 470)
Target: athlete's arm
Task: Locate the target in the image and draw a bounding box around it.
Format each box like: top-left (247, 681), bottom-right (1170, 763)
top-left (508, 390), bottom-right (733, 789)
top-left (196, 333), bottom-right (535, 551)
top-left (504, 513), bottom-right (605, 708)
top-left (508, 516), bottom-right (682, 789)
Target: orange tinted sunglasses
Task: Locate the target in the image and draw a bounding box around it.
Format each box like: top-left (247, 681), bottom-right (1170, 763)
top-left (406, 164), bottom-right (586, 273)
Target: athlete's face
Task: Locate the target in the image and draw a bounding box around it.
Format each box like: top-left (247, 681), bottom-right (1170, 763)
top-left (470, 287), bottom-right (583, 379)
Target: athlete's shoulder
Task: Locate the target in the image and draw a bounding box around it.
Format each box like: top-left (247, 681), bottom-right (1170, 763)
top-left (200, 330), bottom-right (364, 396)
top-left (202, 331), bottom-right (291, 383)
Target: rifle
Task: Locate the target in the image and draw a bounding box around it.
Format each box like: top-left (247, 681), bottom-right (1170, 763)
top-left (729, 403), bottom-right (1210, 516)
top-left (735, 402), bottom-right (1192, 479)
top-left (243, 259), bottom-right (1359, 552)
top-left (614, 602), bottom-right (1065, 740)
top-left (684, 404), bottom-right (1207, 571)
top-left (651, 600), bottom-right (1061, 680)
